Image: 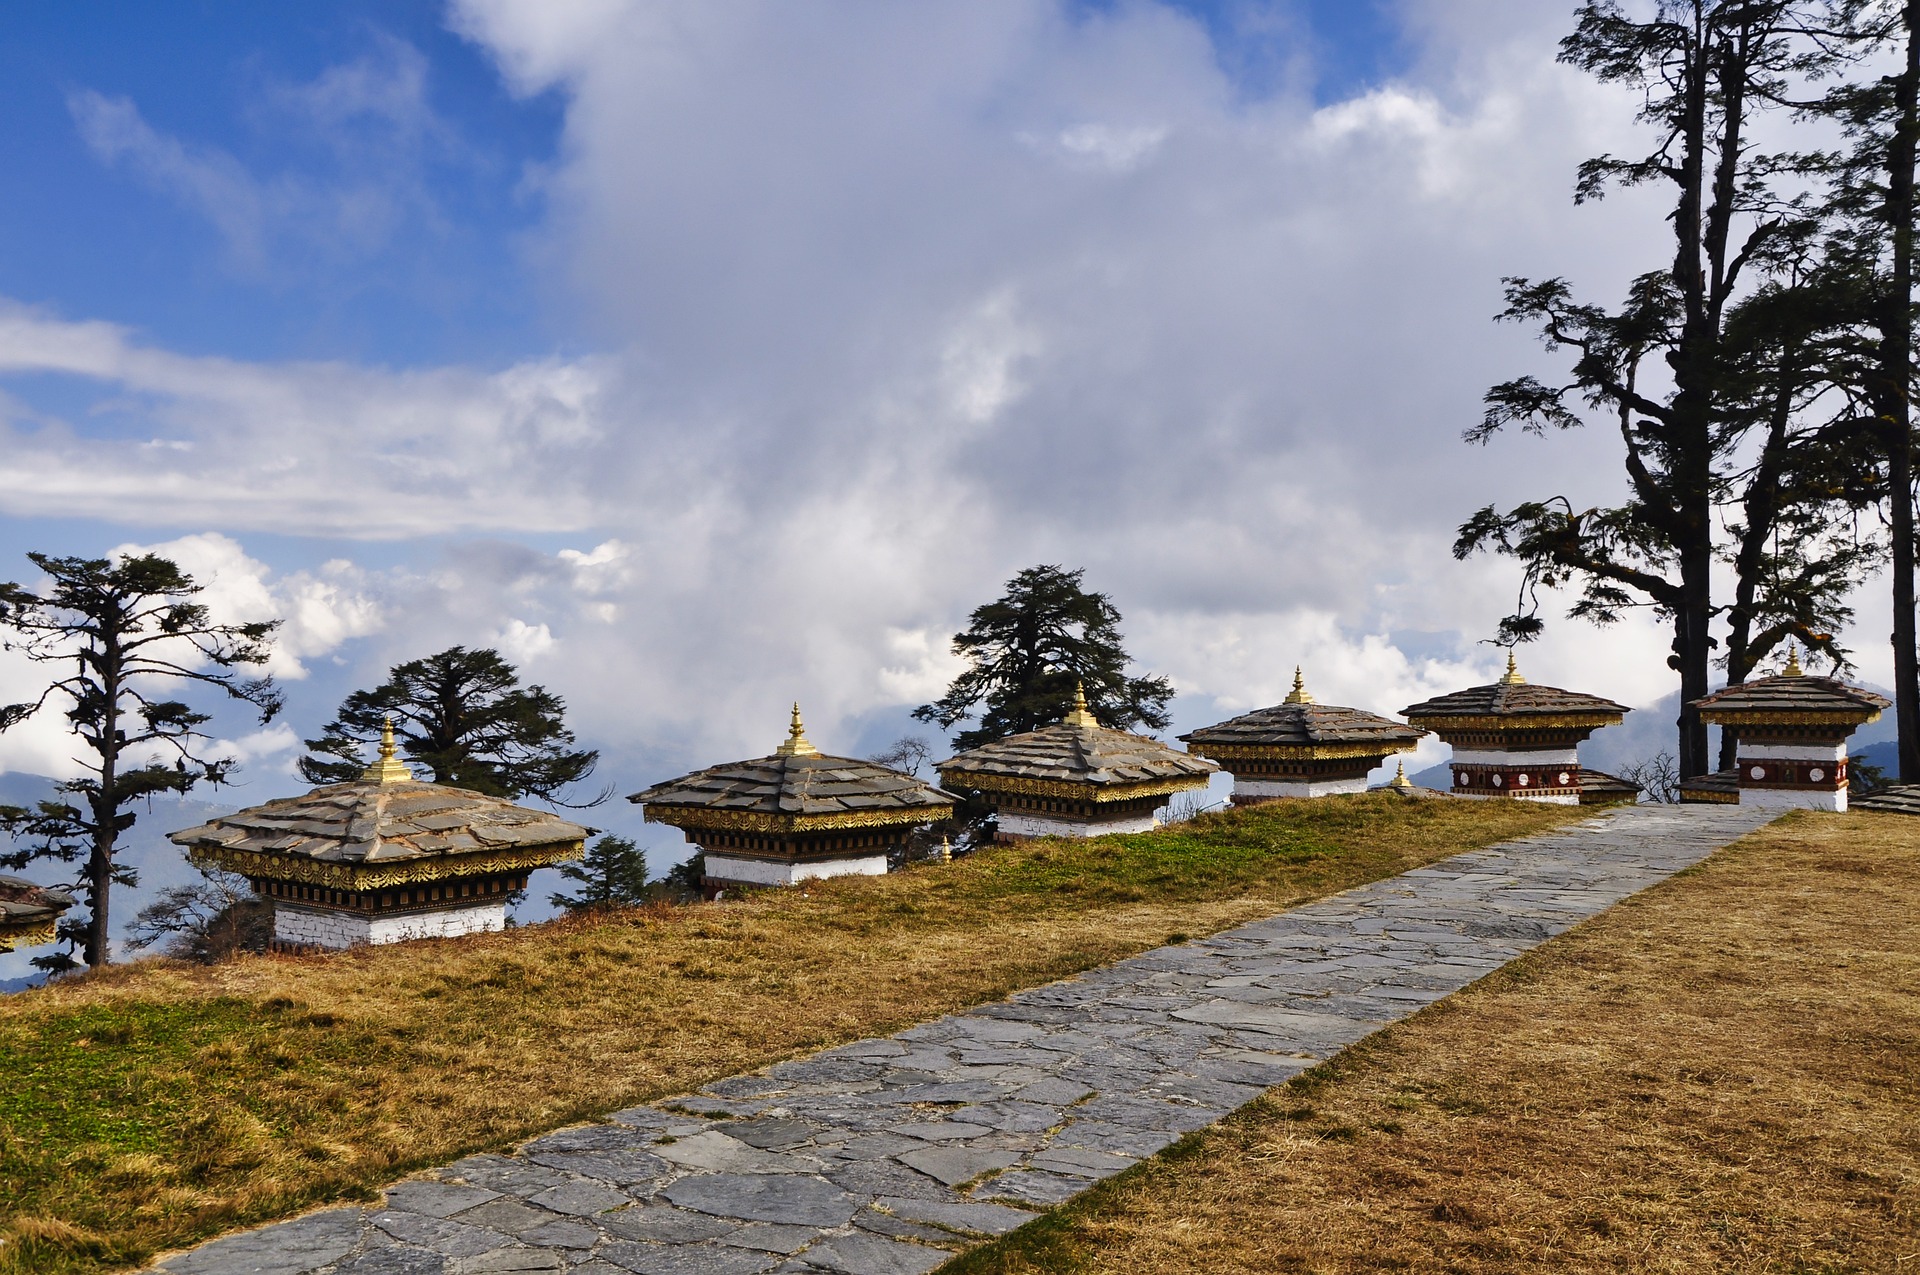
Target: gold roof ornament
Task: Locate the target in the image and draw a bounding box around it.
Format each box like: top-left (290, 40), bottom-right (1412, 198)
top-left (1783, 643), bottom-right (1803, 677)
top-left (1282, 666), bottom-right (1314, 705)
top-left (1061, 680), bottom-right (1099, 730)
top-left (774, 702), bottom-right (821, 757)
top-left (1388, 760), bottom-right (1415, 792)
top-left (360, 716), bottom-right (414, 785)
top-left (937, 835), bottom-right (952, 864)
top-left (1498, 650), bottom-right (1526, 685)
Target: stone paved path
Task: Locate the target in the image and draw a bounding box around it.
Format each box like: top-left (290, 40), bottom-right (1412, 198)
top-left (153, 803), bottom-right (1776, 1275)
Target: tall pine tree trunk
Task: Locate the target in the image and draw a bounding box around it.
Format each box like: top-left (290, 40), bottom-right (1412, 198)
top-left (1670, 14), bottom-right (1722, 782)
top-left (85, 654), bottom-right (121, 968)
top-left (1679, 543), bottom-right (1715, 777)
top-left (1888, 1), bottom-right (1920, 782)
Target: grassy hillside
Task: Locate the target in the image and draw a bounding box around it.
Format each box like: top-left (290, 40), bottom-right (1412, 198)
top-left (0, 793), bottom-right (1575, 1274)
top-left (944, 810), bottom-right (1920, 1273)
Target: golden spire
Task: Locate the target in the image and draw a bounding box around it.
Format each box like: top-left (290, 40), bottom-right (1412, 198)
top-left (774, 702), bottom-right (820, 756)
top-left (1062, 680), bottom-right (1099, 729)
top-left (1388, 760), bottom-right (1415, 792)
top-left (1783, 643), bottom-right (1803, 677)
top-left (937, 834), bottom-right (952, 865)
top-left (360, 716), bottom-right (413, 784)
top-left (1283, 666), bottom-right (1314, 705)
top-left (1498, 650), bottom-right (1526, 685)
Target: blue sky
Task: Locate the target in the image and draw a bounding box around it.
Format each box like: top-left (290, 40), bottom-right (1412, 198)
top-left (1, 1), bottom-right (1789, 964)
top-left (0, 0), bottom-right (562, 366)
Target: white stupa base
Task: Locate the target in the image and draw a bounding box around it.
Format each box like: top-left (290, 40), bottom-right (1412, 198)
top-left (1233, 776), bottom-right (1368, 802)
top-left (997, 810), bottom-right (1158, 839)
top-left (273, 901), bottom-right (507, 950)
top-left (1742, 742), bottom-right (1846, 761)
top-left (1449, 746), bottom-right (1581, 768)
top-left (1740, 787), bottom-right (1846, 812)
top-left (1454, 790), bottom-right (1582, 806)
top-left (703, 853), bottom-right (889, 887)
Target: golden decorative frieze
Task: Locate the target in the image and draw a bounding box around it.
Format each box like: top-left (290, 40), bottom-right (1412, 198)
top-left (187, 842), bottom-right (581, 892)
top-left (1696, 709), bottom-right (1881, 728)
top-left (0, 918), bottom-right (59, 952)
top-left (642, 805), bottom-right (946, 835)
top-left (937, 771), bottom-right (1207, 803)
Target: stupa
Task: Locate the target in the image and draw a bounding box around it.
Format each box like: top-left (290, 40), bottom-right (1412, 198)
top-left (1401, 653), bottom-right (1636, 805)
top-left (0, 876), bottom-right (74, 953)
top-left (937, 683), bottom-right (1217, 840)
top-left (1688, 648), bottom-right (1889, 811)
top-left (169, 720), bottom-right (591, 950)
top-left (632, 705), bottom-right (957, 895)
top-left (1180, 668), bottom-right (1425, 804)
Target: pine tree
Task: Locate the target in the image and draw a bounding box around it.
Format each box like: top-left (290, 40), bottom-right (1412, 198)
top-left (1798, 0), bottom-right (1920, 779)
top-left (548, 835), bottom-right (649, 911)
top-left (299, 646), bottom-right (604, 805)
top-left (0, 552), bottom-right (280, 967)
top-left (1456, 1), bottom-right (1838, 778)
top-left (913, 565), bottom-right (1173, 750)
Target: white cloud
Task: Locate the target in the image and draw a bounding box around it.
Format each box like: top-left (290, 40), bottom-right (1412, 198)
top-left (0, 304), bottom-right (614, 536)
top-left (113, 534), bottom-right (387, 679)
top-left (493, 618), bottom-right (557, 664)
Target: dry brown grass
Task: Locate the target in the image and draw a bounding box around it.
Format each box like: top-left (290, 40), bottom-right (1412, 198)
top-left (945, 810), bottom-right (1920, 1275)
top-left (0, 794), bottom-right (1573, 1274)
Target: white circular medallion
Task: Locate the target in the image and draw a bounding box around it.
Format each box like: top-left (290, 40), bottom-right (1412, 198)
top-left (1558, 771), bottom-right (1572, 785)
top-left (1454, 771), bottom-right (1466, 785)
top-left (1808, 767), bottom-right (1825, 782)
top-left (1750, 765), bottom-right (1766, 780)
top-left (1517, 773), bottom-right (1530, 786)
top-left (1491, 773), bottom-right (1504, 787)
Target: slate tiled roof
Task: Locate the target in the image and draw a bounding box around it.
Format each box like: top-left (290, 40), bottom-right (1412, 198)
top-left (634, 707), bottom-right (958, 833)
top-left (939, 723), bottom-right (1217, 789)
top-left (1181, 702), bottom-right (1424, 751)
top-left (1691, 673), bottom-right (1890, 719)
top-left (0, 874), bottom-right (74, 947)
top-left (1679, 769), bottom-right (1740, 803)
top-left (1854, 784), bottom-right (1920, 815)
top-left (168, 780), bottom-right (592, 867)
top-left (631, 753), bottom-right (958, 820)
top-left (1402, 681), bottom-right (1630, 721)
top-left (1579, 768), bottom-right (1642, 799)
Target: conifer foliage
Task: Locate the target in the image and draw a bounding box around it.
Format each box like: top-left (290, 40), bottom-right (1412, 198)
top-left (299, 646), bottom-right (604, 805)
top-left (914, 565), bottom-right (1173, 750)
top-left (0, 552), bottom-right (281, 968)
top-left (549, 835), bottom-right (649, 911)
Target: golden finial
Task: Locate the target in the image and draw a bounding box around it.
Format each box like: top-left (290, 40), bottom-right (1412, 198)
top-left (774, 702), bottom-right (820, 756)
top-left (937, 835), bottom-right (952, 864)
top-left (1388, 760), bottom-right (1415, 792)
top-left (360, 716), bottom-right (413, 784)
top-left (1283, 666), bottom-right (1314, 705)
top-left (1498, 650), bottom-right (1526, 685)
top-left (1783, 643), bottom-right (1803, 677)
top-left (1061, 680), bottom-right (1099, 729)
